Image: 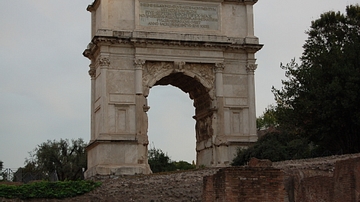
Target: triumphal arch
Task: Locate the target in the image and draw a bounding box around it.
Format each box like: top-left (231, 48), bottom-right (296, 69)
top-left (83, 0), bottom-right (262, 178)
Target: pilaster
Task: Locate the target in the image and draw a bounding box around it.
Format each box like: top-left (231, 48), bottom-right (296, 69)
top-left (214, 63), bottom-right (225, 97)
top-left (246, 63), bottom-right (258, 140)
top-left (134, 59), bottom-right (148, 144)
top-left (98, 54), bottom-right (110, 135)
top-left (134, 59), bottom-right (145, 95)
top-left (88, 62), bottom-right (96, 141)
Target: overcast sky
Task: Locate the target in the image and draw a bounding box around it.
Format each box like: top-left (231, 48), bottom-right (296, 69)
top-left (0, 0), bottom-right (358, 169)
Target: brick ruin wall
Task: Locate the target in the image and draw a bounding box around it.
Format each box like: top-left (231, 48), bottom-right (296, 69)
top-left (203, 154), bottom-right (360, 202)
top-left (203, 167), bottom-right (285, 202)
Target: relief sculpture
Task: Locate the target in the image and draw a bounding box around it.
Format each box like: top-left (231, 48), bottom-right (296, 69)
top-left (188, 63), bottom-right (214, 87)
top-left (195, 116), bottom-right (213, 142)
top-left (143, 61), bottom-right (173, 94)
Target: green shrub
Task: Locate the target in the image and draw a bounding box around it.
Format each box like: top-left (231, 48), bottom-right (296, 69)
top-left (0, 180), bottom-right (101, 199)
top-left (232, 131), bottom-right (313, 166)
top-left (172, 161), bottom-right (196, 171)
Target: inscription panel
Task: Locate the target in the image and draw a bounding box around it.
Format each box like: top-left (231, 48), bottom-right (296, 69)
top-left (139, 1), bottom-right (219, 30)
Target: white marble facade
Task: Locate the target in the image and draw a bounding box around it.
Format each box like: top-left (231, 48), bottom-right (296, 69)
top-left (83, 0), bottom-right (262, 178)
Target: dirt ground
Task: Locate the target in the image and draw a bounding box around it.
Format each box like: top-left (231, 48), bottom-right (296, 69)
top-left (1, 168), bottom-right (219, 202)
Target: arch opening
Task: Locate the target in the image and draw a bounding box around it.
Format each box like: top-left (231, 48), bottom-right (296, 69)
top-left (147, 85), bottom-right (196, 163)
top-left (154, 72), bottom-right (212, 117)
top-left (146, 72), bottom-right (214, 166)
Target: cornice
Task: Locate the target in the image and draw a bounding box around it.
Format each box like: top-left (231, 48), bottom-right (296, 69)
top-left (83, 32), bottom-right (263, 59)
top-left (87, 0), bottom-right (99, 12)
top-left (87, 0), bottom-right (258, 12)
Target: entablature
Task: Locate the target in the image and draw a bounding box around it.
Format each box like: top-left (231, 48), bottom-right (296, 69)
top-left (83, 31), bottom-right (262, 60)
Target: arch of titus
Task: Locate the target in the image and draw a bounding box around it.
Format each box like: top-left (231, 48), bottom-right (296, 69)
top-left (83, 0), bottom-right (262, 178)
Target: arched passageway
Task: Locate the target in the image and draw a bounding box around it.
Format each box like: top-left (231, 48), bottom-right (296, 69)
top-left (147, 71), bottom-right (213, 164)
top-left (143, 64), bottom-right (216, 166)
top-left (153, 72), bottom-right (213, 140)
top-left (147, 85), bottom-right (196, 163)
top-left (155, 72), bottom-right (212, 116)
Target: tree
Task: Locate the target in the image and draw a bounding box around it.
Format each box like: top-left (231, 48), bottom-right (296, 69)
top-left (148, 146), bottom-right (175, 173)
top-left (25, 138), bottom-right (87, 181)
top-left (232, 131), bottom-right (311, 166)
top-left (272, 5), bottom-right (360, 155)
top-left (0, 160), bottom-right (3, 181)
top-left (147, 145), bottom-right (195, 173)
top-left (172, 161), bottom-right (195, 170)
top-left (256, 105), bottom-right (277, 130)
top-left (13, 160), bottom-right (47, 183)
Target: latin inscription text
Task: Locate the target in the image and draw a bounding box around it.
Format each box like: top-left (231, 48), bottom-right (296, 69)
top-left (139, 2), bottom-right (219, 30)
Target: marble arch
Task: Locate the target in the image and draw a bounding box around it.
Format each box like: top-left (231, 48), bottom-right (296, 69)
top-left (83, 0), bottom-right (262, 178)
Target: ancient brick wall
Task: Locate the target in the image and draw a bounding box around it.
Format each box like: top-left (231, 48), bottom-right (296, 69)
top-left (202, 172), bottom-right (215, 202)
top-left (355, 158), bottom-right (360, 202)
top-left (333, 158), bottom-right (356, 202)
top-left (289, 157), bottom-right (360, 202)
top-left (293, 175), bottom-right (333, 202)
top-left (202, 167), bottom-right (285, 202)
top-left (203, 156), bottom-right (360, 202)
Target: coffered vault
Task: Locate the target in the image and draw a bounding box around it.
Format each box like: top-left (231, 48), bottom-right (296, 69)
top-left (83, 0), bottom-right (262, 178)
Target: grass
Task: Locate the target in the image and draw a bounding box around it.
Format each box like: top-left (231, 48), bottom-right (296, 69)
top-left (0, 180), bottom-right (101, 199)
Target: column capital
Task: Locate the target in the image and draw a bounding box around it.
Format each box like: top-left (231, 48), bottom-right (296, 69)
top-left (134, 59), bottom-right (146, 69)
top-left (88, 68), bottom-right (96, 78)
top-left (215, 62), bottom-right (225, 72)
top-left (246, 64), bottom-right (258, 73)
top-left (214, 63), bottom-right (225, 97)
top-left (88, 62), bottom-right (96, 78)
top-left (99, 56), bottom-right (110, 66)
